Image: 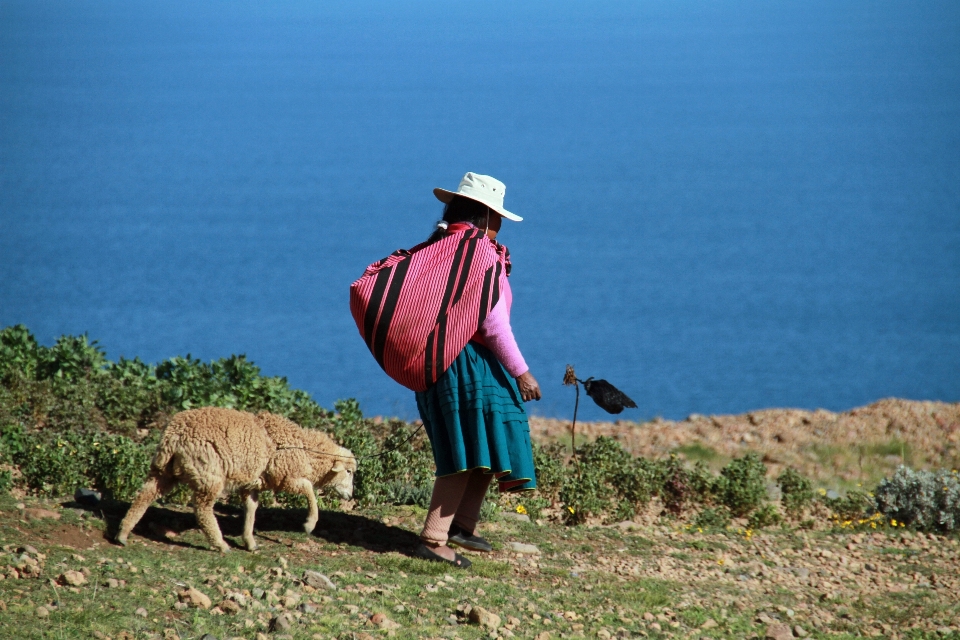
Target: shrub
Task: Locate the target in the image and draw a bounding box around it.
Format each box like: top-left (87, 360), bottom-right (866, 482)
top-left (823, 489), bottom-right (875, 522)
top-left (91, 433), bottom-right (154, 501)
top-left (531, 442), bottom-right (565, 501)
top-left (694, 507), bottom-right (731, 530)
top-left (325, 399), bottom-right (434, 508)
top-left (714, 453), bottom-right (767, 517)
top-left (659, 454), bottom-right (697, 515)
top-left (747, 504), bottom-right (782, 529)
top-left (560, 436), bottom-right (660, 523)
top-left (15, 430), bottom-right (95, 496)
top-left (777, 467), bottom-right (815, 518)
top-left (874, 466), bottom-right (960, 532)
top-left (0, 324), bottom-right (41, 380)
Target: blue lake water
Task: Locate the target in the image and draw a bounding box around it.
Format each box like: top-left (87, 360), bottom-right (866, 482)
top-left (2, 0), bottom-right (959, 422)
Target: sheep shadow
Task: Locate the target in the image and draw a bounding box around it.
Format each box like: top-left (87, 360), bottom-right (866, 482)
top-left (77, 499), bottom-right (420, 555)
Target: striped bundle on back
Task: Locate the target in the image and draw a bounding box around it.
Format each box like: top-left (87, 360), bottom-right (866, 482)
top-left (350, 227), bottom-right (510, 392)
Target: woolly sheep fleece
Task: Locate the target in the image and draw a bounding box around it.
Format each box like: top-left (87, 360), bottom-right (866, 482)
top-left (116, 407), bottom-right (356, 552)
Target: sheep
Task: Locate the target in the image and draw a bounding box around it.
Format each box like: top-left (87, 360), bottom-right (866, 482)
top-left (115, 407), bottom-right (356, 552)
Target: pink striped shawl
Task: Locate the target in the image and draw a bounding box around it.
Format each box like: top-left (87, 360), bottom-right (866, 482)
top-left (350, 225), bottom-right (511, 392)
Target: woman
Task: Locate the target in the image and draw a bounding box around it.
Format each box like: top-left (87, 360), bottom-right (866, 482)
top-left (413, 172), bottom-right (541, 568)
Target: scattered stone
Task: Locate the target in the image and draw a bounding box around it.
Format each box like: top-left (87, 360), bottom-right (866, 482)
top-left (227, 592), bottom-right (247, 608)
top-left (298, 602), bottom-right (318, 614)
top-left (200, 635), bottom-right (219, 640)
top-left (700, 618), bottom-right (718, 629)
top-left (36, 606), bottom-right (50, 618)
top-left (22, 545), bottom-right (39, 555)
top-left (60, 571), bottom-right (86, 586)
top-left (597, 630), bottom-right (612, 639)
top-left (178, 587), bottom-right (212, 610)
top-left (534, 633), bottom-right (551, 640)
top-left (135, 607), bottom-right (148, 618)
top-left (500, 512), bottom-right (531, 523)
top-left (469, 606), bottom-right (502, 630)
top-left (252, 588), bottom-right (265, 600)
top-left (370, 612), bottom-right (401, 630)
top-left (282, 595), bottom-right (299, 609)
top-left (505, 542), bottom-right (540, 555)
top-left (105, 578), bottom-right (120, 588)
top-left (765, 623), bottom-right (793, 640)
top-left (270, 613), bottom-right (293, 632)
top-left (793, 625), bottom-right (808, 637)
top-left (302, 571), bottom-right (337, 590)
top-left (24, 508), bottom-right (61, 521)
top-left (219, 599), bottom-right (241, 615)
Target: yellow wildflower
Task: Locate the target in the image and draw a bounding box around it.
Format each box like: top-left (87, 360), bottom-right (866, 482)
top-left (516, 505), bottom-right (527, 515)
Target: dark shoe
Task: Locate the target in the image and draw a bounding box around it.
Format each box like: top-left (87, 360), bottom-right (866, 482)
top-left (447, 524), bottom-right (493, 552)
top-left (414, 543), bottom-right (472, 569)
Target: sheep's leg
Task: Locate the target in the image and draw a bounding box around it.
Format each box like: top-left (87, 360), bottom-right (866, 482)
top-left (116, 473), bottom-right (175, 546)
top-left (240, 489), bottom-right (259, 551)
top-left (193, 482), bottom-right (230, 553)
top-left (288, 478), bottom-right (319, 534)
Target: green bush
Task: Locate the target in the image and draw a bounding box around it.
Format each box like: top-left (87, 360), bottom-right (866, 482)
top-left (874, 466), bottom-right (960, 532)
top-left (714, 453), bottom-right (767, 517)
top-left (560, 436), bottom-right (660, 524)
top-left (694, 507), bottom-right (731, 530)
top-left (15, 430), bottom-right (95, 496)
top-left (747, 504), bottom-right (782, 529)
top-left (0, 324), bottom-right (41, 380)
top-left (92, 433), bottom-right (155, 501)
top-left (823, 489), bottom-right (874, 522)
top-left (531, 442), bottom-right (565, 501)
top-left (659, 454), bottom-right (696, 515)
top-left (777, 467), bottom-right (814, 518)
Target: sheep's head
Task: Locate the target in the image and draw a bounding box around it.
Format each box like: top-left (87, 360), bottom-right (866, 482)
top-left (324, 447), bottom-right (356, 500)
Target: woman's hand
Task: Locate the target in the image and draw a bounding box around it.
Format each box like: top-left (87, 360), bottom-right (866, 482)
top-left (516, 371), bottom-right (541, 402)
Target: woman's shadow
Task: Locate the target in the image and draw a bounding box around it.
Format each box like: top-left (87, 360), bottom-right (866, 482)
top-left (83, 498), bottom-right (421, 554)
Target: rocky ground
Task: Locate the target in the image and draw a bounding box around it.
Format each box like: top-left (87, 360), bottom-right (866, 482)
top-left (1, 398), bottom-right (959, 639)
top-left (529, 399), bottom-right (960, 486)
top-left (1, 492), bottom-right (959, 640)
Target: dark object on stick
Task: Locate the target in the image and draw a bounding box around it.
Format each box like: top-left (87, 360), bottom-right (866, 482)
top-left (563, 365), bottom-right (637, 473)
top-left (580, 377), bottom-right (638, 414)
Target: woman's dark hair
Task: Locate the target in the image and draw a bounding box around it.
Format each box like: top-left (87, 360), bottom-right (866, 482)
top-left (425, 195), bottom-right (492, 244)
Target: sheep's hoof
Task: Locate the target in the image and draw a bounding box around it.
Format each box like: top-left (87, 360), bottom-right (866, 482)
top-left (303, 521), bottom-right (317, 534)
top-left (214, 544), bottom-right (230, 553)
top-left (245, 540), bottom-right (258, 552)
top-left (115, 534), bottom-right (128, 546)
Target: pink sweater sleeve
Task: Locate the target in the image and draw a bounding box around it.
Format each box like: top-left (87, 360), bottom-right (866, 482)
top-left (475, 282), bottom-right (529, 378)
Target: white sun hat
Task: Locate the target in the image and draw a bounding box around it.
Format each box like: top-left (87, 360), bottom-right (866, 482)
top-left (433, 172), bottom-right (522, 222)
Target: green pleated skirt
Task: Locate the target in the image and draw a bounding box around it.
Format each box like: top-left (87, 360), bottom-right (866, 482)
top-left (415, 342), bottom-right (537, 492)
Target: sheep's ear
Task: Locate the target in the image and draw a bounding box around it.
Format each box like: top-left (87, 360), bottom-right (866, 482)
top-left (331, 461), bottom-right (345, 473)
